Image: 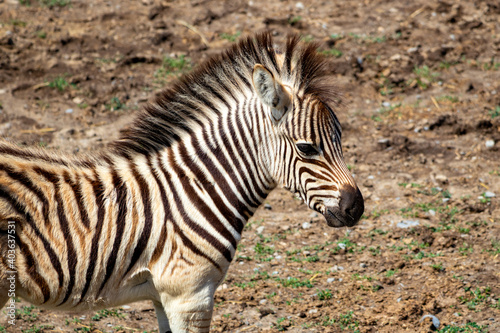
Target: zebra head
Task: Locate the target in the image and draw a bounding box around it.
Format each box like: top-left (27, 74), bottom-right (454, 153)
top-left (252, 62), bottom-right (364, 228)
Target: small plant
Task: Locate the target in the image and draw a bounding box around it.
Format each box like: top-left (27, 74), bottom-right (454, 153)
top-left (36, 30), bottom-right (47, 39)
top-left (106, 97), bottom-right (125, 111)
top-left (320, 48), bottom-right (343, 58)
top-left (272, 317), bottom-right (292, 331)
top-left (39, 0), bottom-right (71, 8)
top-left (431, 262), bottom-right (444, 272)
top-left (276, 276), bottom-right (314, 289)
top-left (410, 65), bottom-right (439, 90)
top-left (385, 269), bottom-right (398, 277)
top-left (459, 286), bottom-right (491, 311)
top-left (91, 308), bottom-right (125, 321)
top-left (488, 106), bottom-right (500, 119)
top-left (48, 76), bottom-right (72, 92)
top-left (154, 55), bottom-right (191, 85)
top-left (289, 16), bottom-right (302, 25)
top-left (220, 31), bottom-right (241, 42)
top-left (15, 305), bottom-right (38, 322)
top-left (437, 321), bottom-right (488, 332)
top-left (317, 288), bottom-right (333, 300)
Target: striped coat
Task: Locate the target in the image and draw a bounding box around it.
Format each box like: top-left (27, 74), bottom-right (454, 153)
top-left (0, 33), bottom-right (363, 332)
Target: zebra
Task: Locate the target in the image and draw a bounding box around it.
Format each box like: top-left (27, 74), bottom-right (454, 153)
top-left (0, 32), bottom-right (364, 332)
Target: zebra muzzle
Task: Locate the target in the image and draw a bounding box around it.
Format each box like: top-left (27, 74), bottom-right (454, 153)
top-left (324, 186), bottom-right (364, 227)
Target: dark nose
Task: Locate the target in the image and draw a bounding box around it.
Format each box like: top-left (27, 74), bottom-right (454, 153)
top-left (338, 185), bottom-right (364, 226)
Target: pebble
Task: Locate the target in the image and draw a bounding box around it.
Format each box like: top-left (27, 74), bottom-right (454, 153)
top-left (485, 140), bottom-right (495, 148)
top-left (428, 209), bottom-right (436, 217)
top-left (65, 108), bottom-right (74, 114)
top-left (259, 299), bottom-right (267, 305)
top-left (302, 222), bottom-right (311, 229)
top-left (331, 265), bottom-right (344, 271)
top-left (308, 309), bottom-right (318, 314)
top-left (397, 220), bottom-right (420, 229)
top-left (420, 314), bottom-right (440, 329)
top-left (382, 102), bottom-right (391, 108)
top-left (337, 243), bottom-right (346, 249)
top-left (327, 278), bottom-right (335, 283)
top-left (256, 226), bottom-right (265, 234)
top-left (484, 191), bottom-right (496, 198)
top-left (264, 203), bottom-right (272, 210)
top-left (360, 263), bottom-right (367, 268)
top-left (122, 305), bottom-right (131, 310)
top-left (295, 2), bottom-right (305, 10)
top-left (435, 174), bottom-right (448, 183)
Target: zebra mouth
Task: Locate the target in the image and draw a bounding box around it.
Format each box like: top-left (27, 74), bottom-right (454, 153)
top-left (324, 208), bottom-right (358, 228)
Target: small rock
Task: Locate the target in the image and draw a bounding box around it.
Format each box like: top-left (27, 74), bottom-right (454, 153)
top-left (382, 102), bottom-right (391, 108)
top-left (308, 309), bottom-right (318, 314)
top-left (428, 209), bottom-right (436, 217)
top-left (327, 278), bottom-right (335, 283)
top-left (435, 174), bottom-right (448, 184)
top-left (360, 263), bottom-right (367, 268)
top-left (397, 220), bottom-right (420, 229)
top-left (259, 299), bottom-right (267, 305)
top-left (295, 2), bottom-right (304, 10)
top-left (264, 203), bottom-right (272, 210)
top-left (72, 97), bottom-right (83, 104)
top-left (485, 140), bottom-right (495, 148)
top-left (65, 108), bottom-right (74, 114)
top-left (302, 222), bottom-right (311, 229)
top-left (122, 305), bottom-right (131, 310)
top-left (337, 243), bottom-right (346, 249)
top-left (420, 314), bottom-right (440, 329)
top-left (484, 191), bottom-right (496, 198)
top-left (256, 226), bottom-right (265, 234)
top-left (377, 138), bottom-right (390, 149)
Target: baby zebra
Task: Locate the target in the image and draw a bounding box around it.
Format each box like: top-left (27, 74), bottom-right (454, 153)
top-left (0, 33), bottom-right (364, 332)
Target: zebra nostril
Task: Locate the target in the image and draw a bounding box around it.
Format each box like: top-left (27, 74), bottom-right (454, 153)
top-left (339, 186), bottom-right (364, 223)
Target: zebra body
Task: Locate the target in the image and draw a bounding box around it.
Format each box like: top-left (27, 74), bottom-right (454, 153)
top-left (0, 33), bottom-right (364, 332)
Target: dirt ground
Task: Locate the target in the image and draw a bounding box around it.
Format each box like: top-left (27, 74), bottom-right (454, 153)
top-left (0, 0), bottom-right (499, 332)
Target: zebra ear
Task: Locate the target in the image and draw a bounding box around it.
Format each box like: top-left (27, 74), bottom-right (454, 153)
top-left (252, 64), bottom-right (291, 123)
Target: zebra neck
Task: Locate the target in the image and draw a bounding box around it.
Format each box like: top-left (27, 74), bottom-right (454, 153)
top-left (155, 116), bottom-right (276, 234)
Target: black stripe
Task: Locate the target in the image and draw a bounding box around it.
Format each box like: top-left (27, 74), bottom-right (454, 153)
top-left (79, 172), bottom-right (106, 303)
top-left (62, 171), bottom-right (91, 229)
top-left (32, 167), bottom-right (78, 306)
top-left (98, 167), bottom-right (128, 293)
top-left (149, 155), bottom-right (221, 270)
top-left (160, 153), bottom-right (232, 263)
top-left (0, 185), bottom-right (57, 302)
top-left (122, 160), bottom-right (153, 278)
top-left (0, 163), bottom-right (51, 228)
top-left (177, 143), bottom-right (240, 242)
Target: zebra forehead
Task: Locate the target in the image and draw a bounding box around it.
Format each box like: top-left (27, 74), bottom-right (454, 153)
top-left (113, 32), bottom-right (343, 155)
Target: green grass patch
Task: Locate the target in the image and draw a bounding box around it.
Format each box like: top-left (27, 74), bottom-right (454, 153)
top-left (154, 55), bottom-right (191, 85)
top-left (320, 48), bottom-right (343, 58)
top-left (220, 31), bottom-right (241, 42)
top-left (437, 322), bottom-right (488, 332)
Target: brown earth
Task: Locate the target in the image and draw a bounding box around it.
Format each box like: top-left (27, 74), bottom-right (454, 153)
top-left (0, 0), bottom-right (499, 332)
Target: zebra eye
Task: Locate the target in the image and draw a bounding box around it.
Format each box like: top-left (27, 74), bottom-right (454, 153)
top-left (296, 143), bottom-right (320, 157)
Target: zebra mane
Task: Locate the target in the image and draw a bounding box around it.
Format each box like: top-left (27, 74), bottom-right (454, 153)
top-left (113, 32), bottom-right (341, 155)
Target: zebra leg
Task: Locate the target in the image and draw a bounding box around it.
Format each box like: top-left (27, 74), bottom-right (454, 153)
top-left (162, 290), bottom-right (215, 333)
top-left (154, 301), bottom-right (172, 333)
